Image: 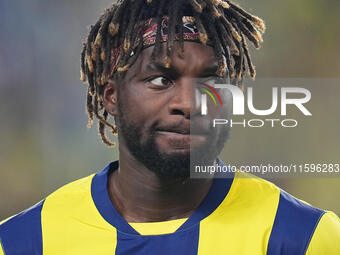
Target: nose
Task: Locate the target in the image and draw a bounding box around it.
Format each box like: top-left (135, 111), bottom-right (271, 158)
top-left (168, 77), bottom-right (200, 118)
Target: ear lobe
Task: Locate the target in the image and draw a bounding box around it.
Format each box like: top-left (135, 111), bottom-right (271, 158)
top-left (103, 80), bottom-right (118, 116)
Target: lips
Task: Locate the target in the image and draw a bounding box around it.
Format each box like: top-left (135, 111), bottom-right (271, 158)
top-left (156, 122), bottom-right (189, 134)
top-left (156, 131), bottom-right (205, 149)
top-left (157, 128), bottom-right (190, 135)
top-left (156, 120), bottom-right (210, 135)
top-left (155, 121), bottom-right (209, 150)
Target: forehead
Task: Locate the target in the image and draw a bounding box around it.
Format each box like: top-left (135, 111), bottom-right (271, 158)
top-left (127, 41), bottom-right (218, 77)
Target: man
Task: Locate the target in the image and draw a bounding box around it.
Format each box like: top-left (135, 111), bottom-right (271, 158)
top-left (1, 0), bottom-right (340, 254)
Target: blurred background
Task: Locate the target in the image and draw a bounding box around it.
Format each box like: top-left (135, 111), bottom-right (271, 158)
top-left (0, 0), bottom-right (339, 219)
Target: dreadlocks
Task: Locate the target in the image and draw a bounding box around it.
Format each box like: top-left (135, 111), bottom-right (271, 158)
top-left (80, 0), bottom-right (265, 147)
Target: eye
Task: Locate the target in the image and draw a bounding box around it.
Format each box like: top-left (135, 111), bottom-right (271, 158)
top-left (149, 76), bottom-right (173, 87)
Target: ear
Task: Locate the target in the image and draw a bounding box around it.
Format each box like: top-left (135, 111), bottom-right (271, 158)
top-left (103, 80), bottom-right (119, 116)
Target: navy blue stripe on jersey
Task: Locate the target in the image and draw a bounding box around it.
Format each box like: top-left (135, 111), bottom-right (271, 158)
top-left (91, 161), bottom-right (140, 235)
top-left (177, 158), bottom-right (234, 231)
top-left (115, 224), bottom-right (200, 255)
top-left (266, 191), bottom-right (325, 255)
top-left (0, 200), bottom-right (44, 255)
top-left (91, 159), bottom-right (234, 235)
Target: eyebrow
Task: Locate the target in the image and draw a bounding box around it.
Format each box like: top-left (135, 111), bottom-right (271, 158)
top-left (146, 61), bottom-right (171, 73)
top-left (145, 61), bottom-right (220, 78)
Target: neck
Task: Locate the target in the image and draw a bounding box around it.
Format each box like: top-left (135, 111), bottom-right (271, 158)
top-left (107, 146), bottom-right (214, 223)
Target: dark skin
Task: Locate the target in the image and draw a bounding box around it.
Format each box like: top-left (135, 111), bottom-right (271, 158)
top-left (103, 42), bottom-right (228, 223)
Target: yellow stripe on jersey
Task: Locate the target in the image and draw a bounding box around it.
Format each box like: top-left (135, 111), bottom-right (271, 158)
top-left (0, 241), bottom-right (4, 255)
top-left (306, 211), bottom-right (340, 255)
top-left (198, 171), bottom-right (280, 255)
top-left (1, 160), bottom-right (339, 254)
top-left (41, 174), bottom-right (117, 255)
top-left (129, 218), bottom-right (188, 235)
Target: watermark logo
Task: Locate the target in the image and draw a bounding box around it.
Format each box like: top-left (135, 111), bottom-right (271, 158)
top-left (198, 84), bottom-right (312, 128)
top-left (198, 83), bottom-right (223, 115)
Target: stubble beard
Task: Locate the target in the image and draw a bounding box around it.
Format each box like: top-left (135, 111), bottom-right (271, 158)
top-left (116, 98), bottom-right (230, 180)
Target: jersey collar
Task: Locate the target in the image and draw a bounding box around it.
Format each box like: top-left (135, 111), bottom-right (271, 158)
top-left (91, 158), bottom-right (234, 235)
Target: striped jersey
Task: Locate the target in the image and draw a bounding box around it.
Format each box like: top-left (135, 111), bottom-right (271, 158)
top-left (1, 159), bottom-right (340, 255)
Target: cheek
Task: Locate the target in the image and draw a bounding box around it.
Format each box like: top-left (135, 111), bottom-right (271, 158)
top-left (214, 91), bottom-right (232, 119)
top-left (119, 85), bottom-right (169, 131)
top-left (206, 101), bottom-right (231, 120)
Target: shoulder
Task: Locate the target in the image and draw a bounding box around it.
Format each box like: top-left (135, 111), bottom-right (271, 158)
top-left (0, 200), bottom-right (44, 255)
top-left (43, 173), bottom-right (95, 207)
top-left (306, 211), bottom-right (340, 255)
top-left (266, 187), bottom-right (326, 255)
top-left (0, 174), bottom-right (95, 255)
top-left (233, 171), bottom-right (325, 221)
top-left (232, 171), bottom-right (340, 254)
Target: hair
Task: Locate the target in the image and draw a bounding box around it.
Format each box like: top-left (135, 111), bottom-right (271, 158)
top-left (80, 0), bottom-right (265, 146)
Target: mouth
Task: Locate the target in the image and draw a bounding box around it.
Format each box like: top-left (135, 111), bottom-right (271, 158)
top-left (156, 123), bottom-right (210, 136)
top-left (155, 130), bottom-right (207, 150)
top-left (157, 129), bottom-right (190, 135)
top-left (154, 120), bottom-right (211, 151)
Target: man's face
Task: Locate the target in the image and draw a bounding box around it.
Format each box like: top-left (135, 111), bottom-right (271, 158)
top-left (110, 42), bottom-right (231, 179)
